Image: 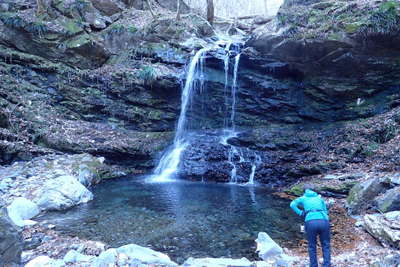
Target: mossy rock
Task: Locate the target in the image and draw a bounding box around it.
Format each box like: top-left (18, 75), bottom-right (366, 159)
top-left (374, 187), bottom-right (400, 213)
top-left (65, 34), bottom-right (92, 49)
top-left (344, 23), bottom-right (360, 34)
top-left (346, 177), bottom-right (391, 215)
top-left (286, 183), bottom-right (304, 196)
top-left (319, 181), bottom-right (358, 195)
top-left (62, 19), bottom-right (85, 35)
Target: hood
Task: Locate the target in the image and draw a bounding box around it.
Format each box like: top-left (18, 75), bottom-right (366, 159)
top-left (304, 189), bottom-right (318, 197)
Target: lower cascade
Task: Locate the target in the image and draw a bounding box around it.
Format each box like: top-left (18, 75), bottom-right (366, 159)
top-left (150, 39), bottom-right (262, 184)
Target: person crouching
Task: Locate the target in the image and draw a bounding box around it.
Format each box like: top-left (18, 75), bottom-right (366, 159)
top-left (290, 183), bottom-right (331, 267)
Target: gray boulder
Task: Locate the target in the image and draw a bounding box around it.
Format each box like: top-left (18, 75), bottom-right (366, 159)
top-left (370, 253), bottom-right (400, 267)
top-left (255, 232), bottom-right (295, 267)
top-left (181, 257), bottom-right (252, 267)
top-left (63, 249), bottom-right (95, 264)
top-left (116, 244), bottom-right (178, 266)
top-left (7, 197), bottom-right (40, 227)
top-left (92, 248), bottom-right (118, 267)
top-left (255, 232), bottom-right (283, 260)
top-left (363, 211), bottom-right (400, 249)
top-left (346, 177), bottom-right (391, 215)
top-left (90, 0), bottom-right (125, 16)
top-left (0, 208), bottom-right (23, 267)
top-left (25, 256), bottom-right (65, 267)
top-left (389, 173), bottom-right (400, 186)
top-left (35, 175), bottom-right (93, 211)
top-left (374, 186), bottom-right (400, 213)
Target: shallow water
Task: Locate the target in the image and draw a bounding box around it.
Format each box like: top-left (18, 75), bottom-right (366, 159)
top-left (38, 177), bottom-right (302, 263)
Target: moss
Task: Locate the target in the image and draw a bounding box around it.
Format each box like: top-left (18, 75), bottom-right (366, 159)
top-left (346, 183), bottom-right (361, 204)
top-left (361, 1), bottom-right (400, 34)
top-left (344, 23), bottom-right (360, 34)
top-left (63, 20), bottom-right (84, 35)
top-left (0, 44), bottom-right (68, 73)
top-left (327, 32), bottom-right (341, 41)
top-left (65, 34), bottom-right (91, 48)
top-left (128, 26), bottom-right (138, 33)
top-left (378, 198), bottom-right (392, 212)
top-left (319, 181), bottom-right (357, 195)
top-left (107, 24), bottom-right (126, 34)
top-left (286, 183), bottom-right (304, 196)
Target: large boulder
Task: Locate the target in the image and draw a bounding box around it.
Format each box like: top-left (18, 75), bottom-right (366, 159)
top-left (116, 244), bottom-right (178, 267)
top-left (181, 257), bottom-right (253, 267)
top-left (255, 232), bottom-right (295, 266)
top-left (34, 175), bottom-right (93, 211)
top-left (346, 177), bottom-right (391, 215)
top-left (374, 186), bottom-right (400, 213)
top-left (370, 253), bottom-right (400, 267)
top-left (0, 208), bottom-right (23, 267)
top-left (255, 232), bottom-right (283, 260)
top-left (90, 0), bottom-right (125, 16)
top-left (25, 256), bottom-right (65, 267)
top-left (363, 211), bottom-right (400, 249)
top-left (63, 250), bottom-right (95, 264)
top-left (6, 197), bottom-right (40, 227)
top-left (92, 248), bottom-right (118, 267)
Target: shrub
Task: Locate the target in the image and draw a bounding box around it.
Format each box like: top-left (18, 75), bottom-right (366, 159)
top-left (362, 1), bottom-right (400, 35)
top-left (137, 66), bottom-right (156, 85)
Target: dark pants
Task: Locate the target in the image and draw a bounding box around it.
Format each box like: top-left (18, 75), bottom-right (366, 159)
top-left (305, 219), bottom-right (331, 267)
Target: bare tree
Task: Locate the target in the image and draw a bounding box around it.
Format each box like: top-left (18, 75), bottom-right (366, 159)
top-left (176, 0), bottom-right (181, 20)
top-left (263, 0), bottom-right (268, 15)
top-left (145, 0), bottom-right (156, 19)
top-left (206, 0), bottom-right (214, 24)
top-left (36, 0), bottom-right (45, 15)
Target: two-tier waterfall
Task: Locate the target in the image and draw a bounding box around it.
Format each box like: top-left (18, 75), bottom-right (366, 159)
top-left (150, 40), bottom-right (262, 184)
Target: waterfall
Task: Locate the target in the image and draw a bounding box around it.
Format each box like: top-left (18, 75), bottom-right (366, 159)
top-left (150, 48), bottom-right (210, 182)
top-left (247, 153), bottom-right (262, 185)
top-left (220, 44), bottom-right (262, 185)
top-left (230, 53), bottom-right (241, 131)
top-left (150, 39), bottom-right (262, 184)
top-left (223, 52), bottom-right (242, 183)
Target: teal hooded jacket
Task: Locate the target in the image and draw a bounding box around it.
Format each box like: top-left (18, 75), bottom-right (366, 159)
top-left (290, 189), bottom-right (329, 222)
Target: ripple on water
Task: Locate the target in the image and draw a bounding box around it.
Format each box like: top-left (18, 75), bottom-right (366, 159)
top-left (37, 177), bottom-right (302, 263)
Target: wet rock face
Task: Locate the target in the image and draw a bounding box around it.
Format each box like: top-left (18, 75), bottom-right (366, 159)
top-left (245, 0), bottom-right (400, 123)
top-left (0, 208), bottom-right (23, 267)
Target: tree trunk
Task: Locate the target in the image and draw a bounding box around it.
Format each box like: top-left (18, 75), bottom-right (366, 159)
top-left (176, 0), bottom-right (181, 20)
top-left (206, 0), bottom-right (214, 25)
top-left (36, 0), bottom-right (44, 15)
top-left (264, 0), bottom-right (269, 15)
top-left (146, 0), bottom-right (156, 19)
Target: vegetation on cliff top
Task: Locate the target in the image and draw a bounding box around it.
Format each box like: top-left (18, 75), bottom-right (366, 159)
top-left (277, 0), bottom-right (400, 40)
